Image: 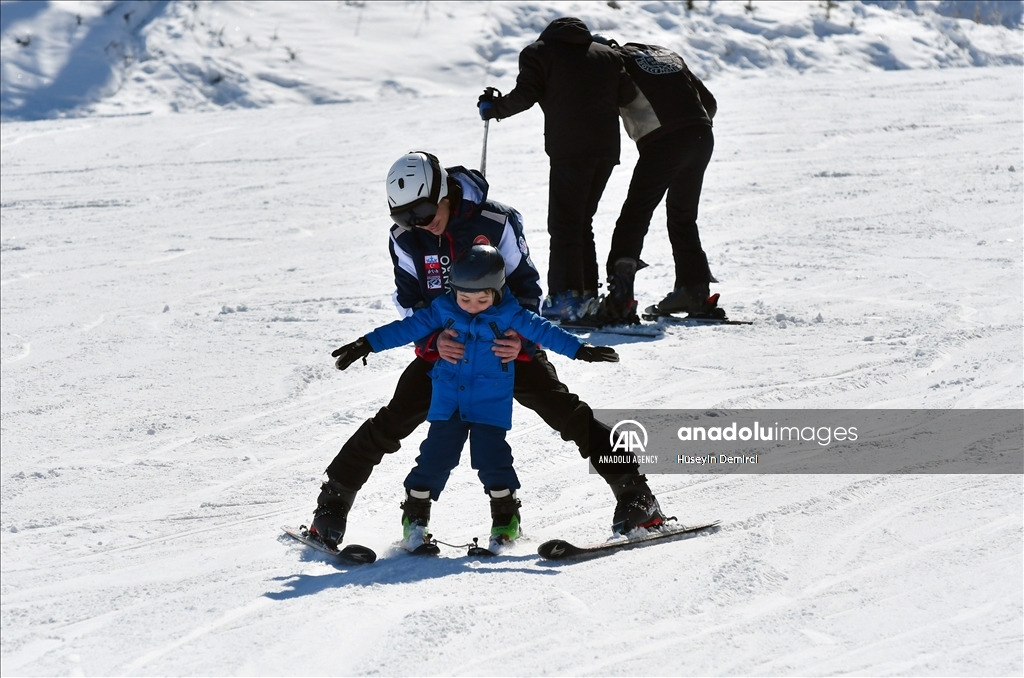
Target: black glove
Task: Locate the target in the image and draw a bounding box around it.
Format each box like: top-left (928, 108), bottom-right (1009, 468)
top-left (576, 345), bottom-right (619, 363)
top-left (332, 337), bottom-right (372, 370)
top-left (478, 87), bottom-right (500, 104)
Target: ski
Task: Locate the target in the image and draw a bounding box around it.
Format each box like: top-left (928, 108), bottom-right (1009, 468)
top-left (402, 531), bottom-right (442, 556)
top-left (467, 544), bottom-right (499, 557)
top-left (407, 541), bottom-right (442, 556)
top-left (282, 525), bottom-right (377, 564)
top-left (557, 318), bottom-right (662, 337)
top-left (421, 536), bottom-right (502, 557)
top-left (464, 536), bottom-right (515, 557)
top-left (641, 305), bottom-right (752, 325)
top-left (537, 521), bottom-right (720, 561)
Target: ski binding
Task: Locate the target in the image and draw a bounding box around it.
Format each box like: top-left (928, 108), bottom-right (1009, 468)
top-left (641, 292), bottom-right (751, 325)
top-left (467, 537), bottom-right (499, 557)
top-left (408, 541), bottom-right (442, 556)
top-left (465, 535), bottom-right (517, 557)
top-left (402, 530), bottom-right (442, 556)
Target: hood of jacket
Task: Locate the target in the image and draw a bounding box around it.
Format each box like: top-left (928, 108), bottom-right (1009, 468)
top-left (446, 166), bottom-right (489, 225)
top-left (538, 17), bottom-right (592, 45)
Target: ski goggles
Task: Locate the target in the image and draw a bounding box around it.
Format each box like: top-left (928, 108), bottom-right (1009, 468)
top-left (390, 198), bottom-right (438, 229)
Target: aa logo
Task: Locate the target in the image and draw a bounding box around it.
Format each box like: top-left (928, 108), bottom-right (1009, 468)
top-left (610, 420), bottom-right (648, 453)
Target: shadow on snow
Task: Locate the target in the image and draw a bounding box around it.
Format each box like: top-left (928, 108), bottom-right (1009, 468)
top-left (266, 539), bottom-right (556, 599)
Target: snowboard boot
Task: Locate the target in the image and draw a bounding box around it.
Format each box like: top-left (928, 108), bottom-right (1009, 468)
top-left (657, 284), bottom-right (713, 315)
top-left (488, 488), bottom-right (522, 548)
top-left (609, 474), bottom-right (666, 536)
top-left (400, 488), bottom-right (432, 550)
top-left (600, 257), bottom-right (639, 322)
top-left (309, 479), bottom-right (358, 548)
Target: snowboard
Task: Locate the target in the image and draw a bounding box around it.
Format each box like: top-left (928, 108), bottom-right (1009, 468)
top-left (282, 525), bottom-right (377, 564)
top-left (537, 521), bottom-right (720, 561)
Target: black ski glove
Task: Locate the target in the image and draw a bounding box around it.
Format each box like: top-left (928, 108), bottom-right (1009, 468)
top-left (478, 87), bottom-right (500, 104)
top-left (575, 345), bottom-right (619, 363)
top-left (332, 337), bottom-right (372, 370)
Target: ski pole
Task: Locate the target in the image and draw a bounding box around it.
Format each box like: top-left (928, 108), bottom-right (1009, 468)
top-left (479, 87), bottom-right (501, 178)
top-left (481, 118), bottom-right (490, 177)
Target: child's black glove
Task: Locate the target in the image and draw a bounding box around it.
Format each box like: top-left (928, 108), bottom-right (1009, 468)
top-left (575, 345), bottom-right (619, 363)
top-left (332, 337), bottom-right (372, 370)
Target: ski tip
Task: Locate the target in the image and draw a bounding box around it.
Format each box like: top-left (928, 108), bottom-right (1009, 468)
top-left (537, 539), bottom-right (577, 560)
top-left (339, 544), bottom-right (377, 564)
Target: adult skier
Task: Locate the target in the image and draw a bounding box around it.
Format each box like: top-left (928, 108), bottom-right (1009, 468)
top-left (594, 38), bottom-right (721, 322)
top-left (308, 151), bottom-right (665, 548)
top-left (477, 17), bottom-right (635, 322)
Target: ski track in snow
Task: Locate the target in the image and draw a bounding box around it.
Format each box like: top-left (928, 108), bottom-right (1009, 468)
top-left (1, 2), bottom-right (1022, 676)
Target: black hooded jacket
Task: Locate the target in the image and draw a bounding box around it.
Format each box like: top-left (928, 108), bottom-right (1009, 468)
top-left (490, 17), bottom-right (635, 163)
top-left (615, 42), bottom-right (716, 149)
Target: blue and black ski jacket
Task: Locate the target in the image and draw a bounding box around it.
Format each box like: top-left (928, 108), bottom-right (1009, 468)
top-left (387, 167), bottom-right (542, 358)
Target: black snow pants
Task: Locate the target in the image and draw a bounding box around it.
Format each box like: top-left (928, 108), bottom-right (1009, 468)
top-left (606, 125), bottom-right (716, 288)
top-left (546, 159), bottom-right (617, 296)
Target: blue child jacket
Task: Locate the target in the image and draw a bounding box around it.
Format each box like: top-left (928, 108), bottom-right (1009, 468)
top-left (364, 288), bottom-right (585, 429)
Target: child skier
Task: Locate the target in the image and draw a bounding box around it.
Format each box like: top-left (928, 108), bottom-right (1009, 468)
top-left (330, 245), bottom-right (619, 552)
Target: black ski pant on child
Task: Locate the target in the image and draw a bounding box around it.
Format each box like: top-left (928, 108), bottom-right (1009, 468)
top-left (547, 159), bottom-right (617, 296)
top-left (606, 125), bottom-right (716, 288)
top-left (325, 350), bottom-right (636, 489)
top-left (404, 412), bottom-right (518, 500)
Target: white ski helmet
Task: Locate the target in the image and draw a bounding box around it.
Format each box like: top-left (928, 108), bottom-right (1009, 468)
top-left (386, 151), bottom-right (449, 228)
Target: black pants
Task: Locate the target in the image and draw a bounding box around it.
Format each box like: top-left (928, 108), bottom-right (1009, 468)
top-left (325, 351), bottom-right (636, 490)
top-left (547, 159), bottom-right (617, 296)
top-left (607, 126), bottom-right (716, 288)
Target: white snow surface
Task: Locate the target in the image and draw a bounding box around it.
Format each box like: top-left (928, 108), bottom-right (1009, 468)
top-left (1, 2), bottom-right (1022, 676)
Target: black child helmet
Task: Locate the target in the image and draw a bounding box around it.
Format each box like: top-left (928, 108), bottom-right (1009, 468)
top-left (450, 245), bottom-right (506, 303)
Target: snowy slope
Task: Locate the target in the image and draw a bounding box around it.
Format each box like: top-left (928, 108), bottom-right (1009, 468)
top-left (2, 2), bottom-right (1023, 676)
top-left (2, 0), bottom-right (1022, 119)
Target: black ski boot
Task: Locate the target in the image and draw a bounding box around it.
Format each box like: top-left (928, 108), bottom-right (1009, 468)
top-left (489, 488), bottom-right (522, 548)
top-left (309, 479), bottom-right (357, 548)
top-left (609, 474), bottom-right (666, 536)
top-left (600, 257), bottom-right (640, 323)
top-left (400, 488), bottom-right (433, 551)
